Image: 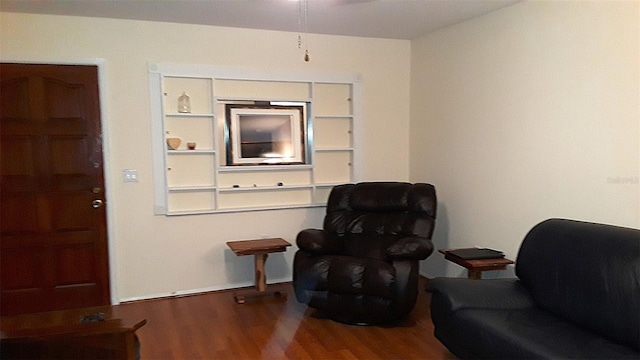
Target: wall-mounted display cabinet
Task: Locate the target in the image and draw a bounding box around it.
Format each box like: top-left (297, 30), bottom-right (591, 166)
top-left (149, 64), bottom-right (361, 215)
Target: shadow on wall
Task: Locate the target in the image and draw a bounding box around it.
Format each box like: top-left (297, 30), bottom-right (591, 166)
top-left (224, 248), bottom-right (291, 287)
top-left (482, 266), bottom-right (516, 279)
top-left (421, 202), bottom-right (450, 278)
top-left (419, 201), bottom-right (517, 279)
top-left (224, 249), bottom-right (253, 285)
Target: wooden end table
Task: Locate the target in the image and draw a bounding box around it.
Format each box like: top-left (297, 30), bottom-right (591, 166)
top-left (439, 248), bottom-right (514, 280)
top-left (226, 237), bottom-right (291, 304)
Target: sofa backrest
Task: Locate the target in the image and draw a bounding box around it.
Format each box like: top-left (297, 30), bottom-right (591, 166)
top-left (516, 218), bottom-right (640, 351)
top-left (323, 182), bottom-right (436, 259)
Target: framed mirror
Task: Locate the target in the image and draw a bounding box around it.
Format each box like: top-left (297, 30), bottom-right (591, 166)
top-left (225, 103), bottom-right (308, 166)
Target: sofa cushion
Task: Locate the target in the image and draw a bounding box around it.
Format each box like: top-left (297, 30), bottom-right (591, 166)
top-left (516, 219), bottom-right (640, 351)
top-left (437, 308), bottom-right (640, 359)
top-left (427, 278), bottom-right (535, 314)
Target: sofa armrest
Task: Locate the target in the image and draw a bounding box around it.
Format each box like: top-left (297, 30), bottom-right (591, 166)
top-left (386, 236), bottom-right (433, 260)
top-left (426, 278), bottom-right (535, 312)
top-left (296, 229), bottom-right (344, 254)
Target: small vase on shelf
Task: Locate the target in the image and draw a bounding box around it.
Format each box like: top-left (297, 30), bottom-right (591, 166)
top-left (177, 92), bottom-right (191, 113)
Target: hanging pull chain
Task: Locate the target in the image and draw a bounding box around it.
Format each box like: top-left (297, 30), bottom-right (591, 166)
top-left (297, 0), bottom-right (310, 62)
top-left (304, 0), bottom-right (310, 61)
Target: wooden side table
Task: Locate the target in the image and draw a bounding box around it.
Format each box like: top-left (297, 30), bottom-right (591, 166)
top-left (439, 249), bottom-right (514, 279)
top-left (226, 237), bottom-right (291, 304)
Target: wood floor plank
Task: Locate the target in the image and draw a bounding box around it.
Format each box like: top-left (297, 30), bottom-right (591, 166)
top-left (110, 278), bottom-right (455, 359)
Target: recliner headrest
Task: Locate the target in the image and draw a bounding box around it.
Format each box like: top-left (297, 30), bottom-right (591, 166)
top-left (329, 182), bottom-right (436, 217)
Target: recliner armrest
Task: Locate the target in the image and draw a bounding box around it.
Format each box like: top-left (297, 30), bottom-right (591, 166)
top-left (386, 236), bottom-right (433, 260)
top-left (296, 229), bottom-right (344, 254)
top-left (426, 278), bottom-right (535, 311)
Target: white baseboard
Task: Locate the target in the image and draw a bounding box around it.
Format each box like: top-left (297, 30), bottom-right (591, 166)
top-left (119, 277), bottom-right (291, 303)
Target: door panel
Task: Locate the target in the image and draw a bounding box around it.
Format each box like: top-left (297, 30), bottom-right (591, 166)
top-left (45, 78), bottom-right (86, 119)
top-left (52, 193), bottom-right (96, 230)
top-left (0, 77), bottom-right (30, 118)
top-left (0, 63), bottom-right (110, 315)
top-left (1, 195), bottom-right (40, 234)
top-left (1, 248), bottom-right (42, 289)
top-left (56, 244), bottom-right (97, 284)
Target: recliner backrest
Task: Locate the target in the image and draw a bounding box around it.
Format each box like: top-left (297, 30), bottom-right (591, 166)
top-left (323, 182), bottom-right (436, 259)
top-left (516, 218), bottom-right (640, 351)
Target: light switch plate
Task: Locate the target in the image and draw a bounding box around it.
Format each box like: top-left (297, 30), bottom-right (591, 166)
top-left (123, 169), bottom-right (138, 182)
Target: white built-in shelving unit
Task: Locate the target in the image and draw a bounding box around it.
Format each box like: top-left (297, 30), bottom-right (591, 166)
top-left (149, 64), bottom-right (361, 215)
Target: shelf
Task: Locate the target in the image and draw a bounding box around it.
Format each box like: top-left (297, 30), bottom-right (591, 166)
top-left (166, 209), bottom-right (216, 216)
top-left (218, 185), bottom-right (313, 193)
top-left (218, 165), bottom-right (313, 172)
top-left (166, 203), bottom-right (325, 216)
top-left (215, 96), bottom-right (311, 103)
top-left (316, 182), bottom-right (352, 188)
top-left (168, 150), bottom-right (215, 154)
top-left (168, 186), bottom-right (216, 192)
top-left (315, 115), bottom-right (354, 119)
top-left (165, 113), bottom-right (215, 117)
top-left (315, 148), bottom-right (354, 152)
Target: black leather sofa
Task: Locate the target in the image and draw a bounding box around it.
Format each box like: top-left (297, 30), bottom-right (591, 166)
top-left (293, 182), bottom-right (437, 325)
top-left (427, 218), bottom-right (640, 359)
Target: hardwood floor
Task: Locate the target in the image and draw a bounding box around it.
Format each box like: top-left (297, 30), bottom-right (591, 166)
top-left (111, 278), bottom-right (455, 359)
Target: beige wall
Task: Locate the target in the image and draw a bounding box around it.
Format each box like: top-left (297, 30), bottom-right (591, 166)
top-left (0, 12), bottom-right (411, 301)
top-left (3, 0), bottom-right (639, 297)
top-left (411, 1), bottom-right (640, 278)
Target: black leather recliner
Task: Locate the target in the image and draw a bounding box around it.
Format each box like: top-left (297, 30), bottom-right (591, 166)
top-left (293, 182), bottom-right (437, 325)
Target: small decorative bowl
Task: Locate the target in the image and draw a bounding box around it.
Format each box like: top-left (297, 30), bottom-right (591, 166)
top-left (166, 137), bottom-right (181, 150)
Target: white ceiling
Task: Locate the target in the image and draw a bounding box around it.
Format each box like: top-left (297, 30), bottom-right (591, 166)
top-left (0, 0), bottom-right (519, 40)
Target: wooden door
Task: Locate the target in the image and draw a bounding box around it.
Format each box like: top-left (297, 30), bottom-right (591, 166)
top-left (0, 63), bottom-right (110, 315)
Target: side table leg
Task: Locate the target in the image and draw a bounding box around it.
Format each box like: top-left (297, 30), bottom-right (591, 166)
top-left (254, 253), bottom-right (268, 292)
top-left (234, 294), bottom-right (246, 304)
top-left (468, 270), bottom-right (482, 280)
top-left (232, 252), bottom-right (286, 304)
